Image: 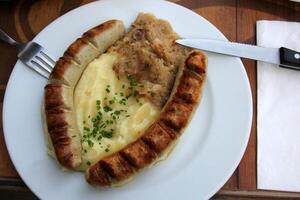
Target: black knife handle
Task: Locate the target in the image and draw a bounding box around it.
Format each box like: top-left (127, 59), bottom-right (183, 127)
top-left (279, 47), bottom-right (300, 70)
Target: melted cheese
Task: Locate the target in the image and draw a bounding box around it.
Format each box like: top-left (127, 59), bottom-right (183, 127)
top-left (74, 53), bottom-right (159, 170)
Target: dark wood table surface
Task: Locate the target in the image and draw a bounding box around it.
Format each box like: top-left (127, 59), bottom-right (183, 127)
top-left (0, 0), bottom-right (300, 199)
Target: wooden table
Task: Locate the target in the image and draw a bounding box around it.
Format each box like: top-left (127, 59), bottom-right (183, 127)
top-left (0, 0), bottom-right (300, 199)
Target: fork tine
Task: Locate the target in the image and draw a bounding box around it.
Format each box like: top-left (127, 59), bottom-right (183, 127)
top-left (39, 51), bottom-right (56, 68)
top-left (29, 59), bottom-right (50, 79)
top-left (35, 55), bottom-right (52, 73)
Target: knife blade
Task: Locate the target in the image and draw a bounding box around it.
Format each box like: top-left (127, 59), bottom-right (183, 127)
top-left (176, 39), bottom-right (300, 70)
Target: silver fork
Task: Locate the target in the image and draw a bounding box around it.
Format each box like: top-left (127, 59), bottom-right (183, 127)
top-left (0, 29), bottom-right (55, 79)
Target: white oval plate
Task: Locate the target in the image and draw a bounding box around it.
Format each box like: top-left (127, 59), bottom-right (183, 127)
top-left (3, 0), bottom-right (252, 199)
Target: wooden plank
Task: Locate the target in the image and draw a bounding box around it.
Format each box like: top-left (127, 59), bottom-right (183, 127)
top-left (80, 0), bottom-right (97, 5)
top-left (0, 178), bottom-right (38, 200)
top-left (177, 0), bottom-right (237, 41)
top-left (214, 189), bottom-right (300, 199)
top-left (236, 0), bottom-right (261, 190)
top-left (0, 85), bottom-right (5, 100)
top-left (236, 0), bottom-right (300, 190)
top-left (0, 187), bottom-right (38, 200)
top-left (0, 177), bottom-right (26, 187)
top-left (265, 0), bottom-right (300, 12)
top-left (0, 1), bottom-right (18, 85)
top-left (26, 0), bottom-right (64, 35)
top-left (222, 170), bottom-right (238, 190)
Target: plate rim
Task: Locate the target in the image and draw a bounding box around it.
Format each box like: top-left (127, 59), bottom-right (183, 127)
top-left (2, 0), bottom-right (253, 199)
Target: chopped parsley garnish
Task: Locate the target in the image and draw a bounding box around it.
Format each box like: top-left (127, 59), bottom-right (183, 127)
top-left (87, 140), bottom-right (94, 147)
top-left (105, 85), bottom-right (111, 93)
top-left (128, 75), bottom-right (138, 87)
top-left (86, 161), bottom-right (91, 166)
top-left (103, 105), bottom-right (112, 112)
top-left (102, 130), bottom-right (113, 138)
top-left (82, 75), bottom-right (145, 150)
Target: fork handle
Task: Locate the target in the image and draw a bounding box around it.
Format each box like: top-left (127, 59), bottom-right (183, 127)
top-left (0, 29), bottom-right (19, 46)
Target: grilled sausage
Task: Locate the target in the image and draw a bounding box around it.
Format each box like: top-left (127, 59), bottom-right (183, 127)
top-left (86, 51), bottom-right (207, 186)
top-left (44, 20), bottom-right (125, 169)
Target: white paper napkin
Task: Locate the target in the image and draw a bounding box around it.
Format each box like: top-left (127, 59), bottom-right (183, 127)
top-left (257, 20), bottom-right (300, 192)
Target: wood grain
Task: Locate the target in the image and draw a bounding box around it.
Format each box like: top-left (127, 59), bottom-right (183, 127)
top-left (236, 0), bottom-right (258, 188)
top-left (0, 0), bottom-right (300, 199)
top-left (191, 0), bottom-right (237, 41)
top-left (0, 1), bottom-right (18, 85)
top-left (215, 189), bottom-right (300, 199)
top-left (222, 170), bottom-right (238, 190)
top-left (0, 178), bottom-right (38, 200)
top-left (27, 0), bottom-right (63, 34)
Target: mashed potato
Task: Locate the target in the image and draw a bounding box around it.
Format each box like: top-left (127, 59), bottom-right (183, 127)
top-left (74, 53), bottom-right (159, 170)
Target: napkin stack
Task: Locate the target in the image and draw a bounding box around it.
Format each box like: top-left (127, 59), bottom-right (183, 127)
top-left (257, 20), bottom-right (300, 192)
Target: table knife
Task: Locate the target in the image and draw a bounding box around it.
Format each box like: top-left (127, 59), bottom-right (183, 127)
top-left (176, 39), bottom-right (300, 70)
